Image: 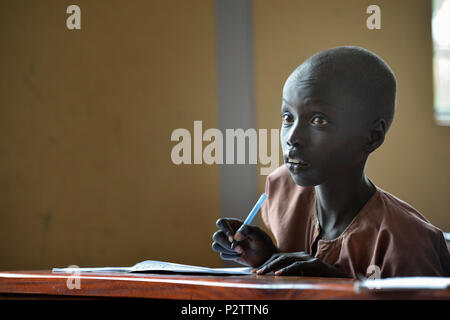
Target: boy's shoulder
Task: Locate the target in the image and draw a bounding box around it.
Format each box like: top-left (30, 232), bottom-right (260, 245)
top-left (371, 187), bottom-right (450, 276)
top-left (375, 186), bottom-right (440, 232)
top-left (373, 186), bottom-right (445, 244)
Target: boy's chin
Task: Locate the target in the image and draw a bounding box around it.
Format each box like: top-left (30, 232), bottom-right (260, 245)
top-left (288, 172), bottom-right (318, 188)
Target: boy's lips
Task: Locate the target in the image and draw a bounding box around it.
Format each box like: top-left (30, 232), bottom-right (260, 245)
top-left (285, 153), bottom-right (310, 171)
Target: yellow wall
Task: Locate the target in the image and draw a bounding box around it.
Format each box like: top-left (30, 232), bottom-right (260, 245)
top-left (0, 0), bottom-right (221, 270)
top-left (254, 0), bottom-right (450, 231)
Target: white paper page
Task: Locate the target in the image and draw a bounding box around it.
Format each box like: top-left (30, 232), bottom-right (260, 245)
top-left (356, 277), bottom-right (450, 291)
top-left (130, 260), bottom-right (253, 275)
top-left (52, 260), bottom-right (253, 275)
top-left (52, 267), bottom-right (132, 273)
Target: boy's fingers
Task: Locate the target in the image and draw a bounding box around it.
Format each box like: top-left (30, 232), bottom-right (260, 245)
top-left (259, 254), bottom-right (280, 267)
top-left (215, 218), bottom-right (230, 234)
top-left (216, 218), bottom-right (243, 236)
top-left (274, 261), bottom-right (307, 276)
top-left (212, 231), bottom-right (233, 250)
top-left (233, 244), bottom-right (243, 254)
top-left (234, 224), bottom-right (258, 241)
top-left (220, 252), bottom-right (242, 260)
top-left (226, 218), bottom-right (244, 231)
top-left (215, 219), bottom-right (234, 243)
top-left (233, 227), bottom-right (245, 242)
top-left (211, 241), bottom-right (236, 255)
top-left (275, 260), bottom-right (315, 276)
top-left (256, 256), bottom-right (278, 273)
top-left (257, 255), bottom-right (293, 275)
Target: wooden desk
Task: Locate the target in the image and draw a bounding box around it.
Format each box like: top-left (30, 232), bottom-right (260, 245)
top-left (0, 270), bottom-right (449, 300)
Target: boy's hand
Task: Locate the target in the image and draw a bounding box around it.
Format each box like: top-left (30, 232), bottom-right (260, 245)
top-left (255, 252), bottom-right (350, 278)
top-left (212, 218), bottom-right (277, 267)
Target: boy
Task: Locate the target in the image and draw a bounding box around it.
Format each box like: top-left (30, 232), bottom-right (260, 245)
top-left (212, 46), bottom-right (450, 278)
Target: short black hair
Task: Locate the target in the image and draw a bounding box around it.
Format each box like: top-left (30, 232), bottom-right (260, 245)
top-left (293, 46), bottom-right (397, 132)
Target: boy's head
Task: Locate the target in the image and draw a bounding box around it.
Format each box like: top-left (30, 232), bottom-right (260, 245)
top-left (281, 46), bottom-right (397, 187)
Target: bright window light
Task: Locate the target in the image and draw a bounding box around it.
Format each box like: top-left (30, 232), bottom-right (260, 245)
top-left (432, 0), bottom-right (450, 125)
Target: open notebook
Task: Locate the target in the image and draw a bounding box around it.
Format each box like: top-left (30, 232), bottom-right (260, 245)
top-left (52, 260), bottom-right (253, 275)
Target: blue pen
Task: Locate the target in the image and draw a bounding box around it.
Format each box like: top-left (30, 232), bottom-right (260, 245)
top-left (231, 193), bottom-right (267, 249)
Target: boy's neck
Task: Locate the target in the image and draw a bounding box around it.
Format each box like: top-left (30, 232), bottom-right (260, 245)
top-left (314, 165), bottom-right (376, 240)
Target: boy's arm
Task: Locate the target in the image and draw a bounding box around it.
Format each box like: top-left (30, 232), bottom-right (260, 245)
top-left (212, 218), bottom-right (350, 277)
top-left (377, 230), bottom-right (450, 278)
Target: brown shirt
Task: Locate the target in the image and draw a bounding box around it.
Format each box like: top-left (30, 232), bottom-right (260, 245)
top-left (261, 165), bottom-right (450, 278)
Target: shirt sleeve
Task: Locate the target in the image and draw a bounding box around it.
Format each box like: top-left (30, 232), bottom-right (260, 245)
top-left (438, 232), bottom-right (450, 277)
top-left (379, 229), bottom-right (450, 277)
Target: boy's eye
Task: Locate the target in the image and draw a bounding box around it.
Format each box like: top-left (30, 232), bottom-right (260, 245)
top-left (282, 113), bottom-right (294, 123)
top-left (311, 116), bottom-right (328, 126)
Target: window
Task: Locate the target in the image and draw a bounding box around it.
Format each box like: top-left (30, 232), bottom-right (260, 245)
top-left (432, 0), bottom-right (450, 125)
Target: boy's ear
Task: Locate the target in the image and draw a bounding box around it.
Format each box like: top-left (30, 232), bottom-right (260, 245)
top-left (365, 118), bottom-right (386, 154)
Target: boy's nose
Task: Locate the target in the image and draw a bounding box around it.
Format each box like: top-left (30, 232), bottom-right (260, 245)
top-left (286, 122), bottom-right (306, 147)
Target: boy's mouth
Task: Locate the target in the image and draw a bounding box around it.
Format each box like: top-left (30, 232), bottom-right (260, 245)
top-left (285, 156), bottom-right (310, 171)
